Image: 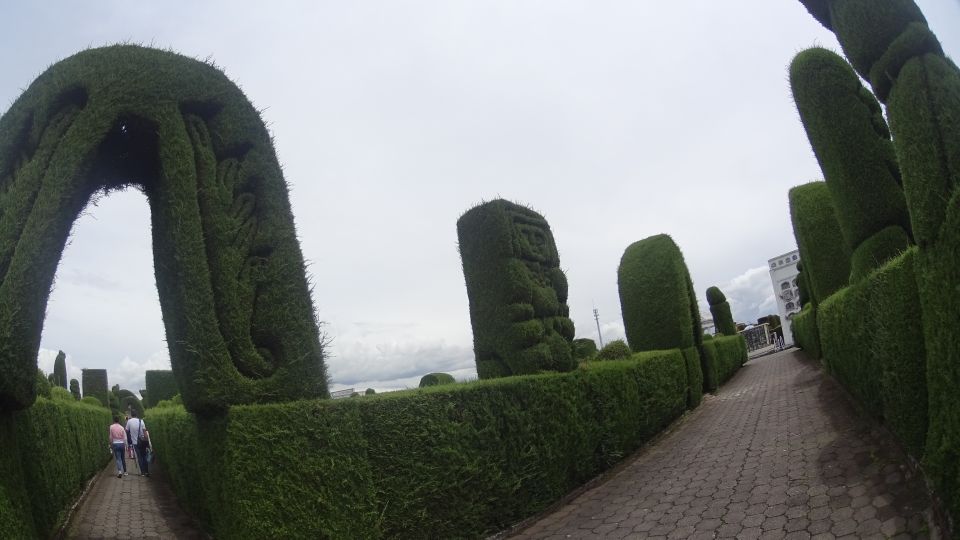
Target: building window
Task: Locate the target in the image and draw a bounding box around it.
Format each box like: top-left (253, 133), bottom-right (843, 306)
top-left (781, 282), bottom-right (790, 290)
top-left (785, 302), bottom-right (795, 310)
top-left (770, 263), bottom-right (776, 269)
top-left (792, 254), bottom-right (798, 261)
top-left (792, 278), bottom-right (798, 286)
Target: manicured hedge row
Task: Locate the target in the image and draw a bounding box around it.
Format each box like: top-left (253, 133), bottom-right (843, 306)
top-left (144, 370), bottom-right (178, 408)
top-left (791, 304), bottom-right (821, 360)
top-left (713, 335), bottom-right (747, 385)
top-left (0, 398), bottom-right (111, 538)
top-left (148, 350), bottom-right (694, 539)
top-left (817, 249), bottom-right (927, 457)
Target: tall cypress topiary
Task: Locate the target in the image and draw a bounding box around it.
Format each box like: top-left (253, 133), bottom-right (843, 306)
top-left (790, 47), bottom-right (912, 281)
top-left (144, 370), bottom-right (179, 409)
top-left (0, 45), bottom-right (328, 413)
top-left (788, 182), bottom-right (851, 306)
top-left (706, 286), bottom-right (736, 336)
top-left (617, 234), bottom-right (703, 406)
top-left (68, 379), bottom-right (80, 400)
top-left (80, 369), bottom-right (108, 408)
top-left (457, 199), bottom-right (576, 379)
top-left (53, 351), bottom-right (67, 389)
top-left (798, 0), bottom-right (960, 522)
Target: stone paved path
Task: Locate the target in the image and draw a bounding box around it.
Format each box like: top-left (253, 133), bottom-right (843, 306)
top-left (510, 349), bottom-right (938, 539)
top-left (66, 455), bottom-right (205, 539)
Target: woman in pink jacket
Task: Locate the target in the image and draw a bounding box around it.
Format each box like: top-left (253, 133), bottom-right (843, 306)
top-left (109, 417), bottom-right (128, 478)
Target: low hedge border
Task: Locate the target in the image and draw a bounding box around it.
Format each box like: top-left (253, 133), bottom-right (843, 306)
top-left (817, 248), bottom-right (927, 457)
top-left (0, 397), bottom-right (111, 538)
top-left (148, 349), bottom-right (713, 538)
top-left (791, 304), bottom-right (822, 360)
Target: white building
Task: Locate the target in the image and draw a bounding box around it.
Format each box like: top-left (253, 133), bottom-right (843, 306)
top-left (768, 249), bottom-right (802, 346)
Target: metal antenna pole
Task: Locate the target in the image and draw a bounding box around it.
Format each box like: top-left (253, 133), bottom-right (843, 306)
top-left (593, 307), bottom-right (604, 348)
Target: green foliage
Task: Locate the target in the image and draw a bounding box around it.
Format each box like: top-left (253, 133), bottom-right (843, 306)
top-left (596, 339), bottom-right (631, 361)
top-left (0, 396), bottom-right (111, 537)
top-left (418, 373), bottom-right (456, 387)
top-left (68, 379), bottom-right (80, 400)
top-left (788, 182), bottom-right (851, 305)
top-left (52, 351), bottom-right (67, 389)
top-left (0, 45), bottom-right (328, 414)
top-left (144, 370), bottom-right (178, 408)
top-left (706, 286), bottom-right (736, 336)
top-left (49, 387), bottom-right (73, 402)
top-left (681, 347), bottom-right (703, 408)
top-left (791, 304), bottom-right (822, 360)
top-left (713, 335), bottom-right (747, 385)
top-left (817, 250), bottom-right (926, 457)
top-left (35, 370), bottom-right (51, 399)
top-left (700, 340), bottom-right (720, 393)
top-left (796, 262), bottom-right (811, 307)
top-left (148, 351), bottom-right (691, 538)
top-left (80, 396), bottom-right (104, 408)
top-left (154, 394), bottom-right (183, 409)
top-left (572, 338), bottom-right (598, 360)
top-left (790, 47), bottom-right (912, 282)
top-left (456, 199), bottom-right (576, 378)
top-left (364, 388), bottom-right (376, 395)
top-left (617, 235), bottom-right (701, 352)
top-left (80, 369), bottom-right (108, 408)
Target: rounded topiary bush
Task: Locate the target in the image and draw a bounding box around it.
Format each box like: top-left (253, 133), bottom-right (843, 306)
top-left (81, 396), bottom-right (104, 407)
top-left (69, 378), bottom-right (81, 400)
top-left (789, 182), bottom-right (851, 305)
top-left (419, 373), bottom-right (456, 388)
top-left (596, 339), bottom-right (632, 361)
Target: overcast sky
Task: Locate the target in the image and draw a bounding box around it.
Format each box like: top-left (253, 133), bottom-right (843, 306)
top-left (4, 1), bottom-right (958, 395)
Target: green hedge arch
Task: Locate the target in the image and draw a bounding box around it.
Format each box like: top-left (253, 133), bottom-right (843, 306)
top-left (457, 199), bottom-right (576, 379)
top-left (0, 45), bottom-right (328, 413)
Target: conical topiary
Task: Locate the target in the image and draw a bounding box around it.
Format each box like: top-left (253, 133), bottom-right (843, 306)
top-left (706, 286), bottom-right (736, 336)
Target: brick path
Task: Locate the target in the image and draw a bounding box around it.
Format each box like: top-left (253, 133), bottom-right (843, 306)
top-left (66, 455), bottom-right (205, 539)
top-left (510, 349), bottom-right (938, 539)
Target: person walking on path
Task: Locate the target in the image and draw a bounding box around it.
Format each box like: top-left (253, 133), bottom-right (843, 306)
top-left (124, 414), bottom-right (136, 460)
top-left (125, 411), bottom-right (150, 477)
top-left (108, 417), bottom-right (127, 478)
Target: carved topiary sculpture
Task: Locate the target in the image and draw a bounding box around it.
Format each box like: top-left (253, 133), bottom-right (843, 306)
top-left (53, 351), bottom-right (67, 388)
top-left (798, 0), bottom-right (960, 521)
top-left (69, 378), bottom-right (81, 400)
top-left (788, 182), bottom-right (851, 306)
top-left (81, 369), bottom-right (108, 408)
top-left (457, 199), bottom-right (576, 379)
top-left (617, 234), bottom-right (703, 407)
top-left (144, 370), bottom-right (178, 409)
top-left (790, 47), bottom-right (912, 281)
top-left (706, 286), bottom-right (736, 336)
top-left (0, 45), bottom-right (328, 413)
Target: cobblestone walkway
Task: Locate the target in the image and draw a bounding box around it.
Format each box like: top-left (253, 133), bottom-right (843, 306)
top-left (511, 349), bottom-right (938, 539)
top-left (66, 456), bottom-right (205, 539)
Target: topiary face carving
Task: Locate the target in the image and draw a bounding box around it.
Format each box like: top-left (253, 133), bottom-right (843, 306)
top-left (458, 199), bottom-right (575, 379)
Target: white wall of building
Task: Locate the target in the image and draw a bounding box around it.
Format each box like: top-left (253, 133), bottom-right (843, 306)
top-left (768, 250), bottom-right (801, 346)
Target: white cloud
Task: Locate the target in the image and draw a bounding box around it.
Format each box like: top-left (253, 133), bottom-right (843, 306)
top-left (708, 266), bottom-right (780, 325)
top-left (327, 336), bottom-right (475, 387)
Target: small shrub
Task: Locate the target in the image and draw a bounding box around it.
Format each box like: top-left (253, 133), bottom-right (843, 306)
top-left (572, 338), bottom-right (598, 360)
top-left (596, 340), bottom-right (631, 361)
top-left (68, 379), bottom-right (80, 400)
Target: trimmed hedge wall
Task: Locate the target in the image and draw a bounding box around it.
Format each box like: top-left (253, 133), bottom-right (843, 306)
top-left (81, 369), bottom-right (108, 408)
top-left (144, 370), bottom-right (178, 408)
top-left (0, 45), bottom-right (329, 414)
top-left (148, 350), bottom-right (696, 539)
top-left (790, 47), bottom-right (912, 281)
top-left (456, 199), bottom-right (576, 379)
top-left (706, 286), bottom-right (736, 336)
top-left (799, 0), bottom-right (960, 525)
top-left (0, 397), bottom-right (111, 538)
top-left (791, 304), bottom-right (821, 360)
top-left (817, 249), bottom-right (927, 457)
top-left (788, 182), bottom-right (851, 305)
top-left (418, 373), bottom-right (455, 387)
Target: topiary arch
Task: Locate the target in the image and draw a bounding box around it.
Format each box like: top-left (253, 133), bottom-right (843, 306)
top-left (0, 45), bottom-right (329, 414)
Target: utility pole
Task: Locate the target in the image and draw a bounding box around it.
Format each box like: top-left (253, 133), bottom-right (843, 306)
top-left (593, 307), bottom-right (604, 348)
